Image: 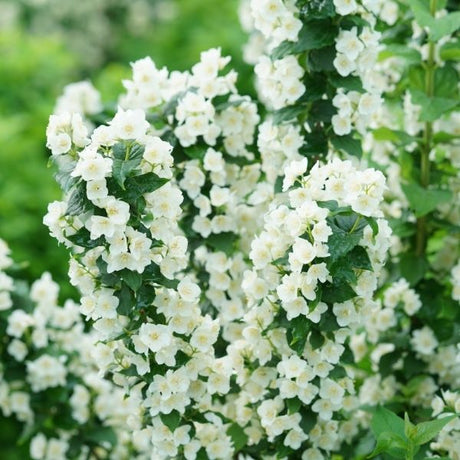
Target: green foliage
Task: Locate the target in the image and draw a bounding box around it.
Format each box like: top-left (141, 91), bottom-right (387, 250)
top-left (368, 407), bottom-right (457, 459)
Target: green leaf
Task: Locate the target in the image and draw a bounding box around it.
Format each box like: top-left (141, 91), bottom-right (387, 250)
top-left (372, 127), bottom-right (415, 146)
top-left (66, 182), bottom-right (92, 216)
top-left (309, 329), bottom-right (325, 349)
top-left (66, 228), bottom-right (104, 249)
top-left (330, 133), bottom-right (362, 157)
top-left (440, 40), bottom-right (460, 61)
top-left (402, 182), bottom-right (452, 217)
top-left (308, 46), bottom-right (336, 71)
top-left (430, 12), bottom-right (460, 41)
top-left (408, 0), bottom-right (434, 28)
top-left (286, 397), bottom-right (302, 414)
top-left (410, 89), bottom-right (459, 122)
top-left (160, 410), bottom-right (181, 432)
top-left (116, 283), bottom-right (135, 316)
top-left (112, 158), bottom-right (141, 188)
top-left (271, 20), bottom-right (337, 60)
top-left (379, 350), bottom-right (402, 378)
top-left (371, 406), bottom-right (406, 440)
top-left (405, 413), bottom-right (417, 440)
top-left (184, 145), bottom-right (206, 160)
top-left (85, 426), bottom-right (117, 447)
top-left (227, 423), bottom-right (248, 452)
top-left (380, 44), bottom-right (422, 64)
top-left (327, 231), bottom-right (362, 262)
top-left (206, 232), bottom-right (238, 256)
top-left (272, 105), bottom-right (306, 124)
top-left (413, 415), bottom-right (457, 446)
top-left (433, 65), bottom-right (459, 98)
top-left (287, 315), bottom-right (311, 355)
top-left (120, 269), bottom-right (142, 292)
top-left (329, 74), bottom-right (364, 92)
top-left (367, 431), bottom-right (401, 458)
top-left (399, 252), bottom-right (428, 286)
top-left (122, 172), bottom-right (168, 201)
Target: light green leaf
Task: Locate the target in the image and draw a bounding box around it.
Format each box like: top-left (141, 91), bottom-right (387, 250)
top-left (413, 415), bottom-right (457, 446)
top-left (367, 431), bottom-right (405, 458)
top-left (431, 12), bottom-right (460, 41)
top-left (371, 406), bottom-right (406, 440)
top-left (402, 182), bottom-right (453, 217)
top-left (410, 89), bottom-right (460, 122)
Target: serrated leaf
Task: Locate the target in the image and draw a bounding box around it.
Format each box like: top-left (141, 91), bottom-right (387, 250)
top-left (413, 415), bottom-right (457, 446)
top-left (402, 182), bottom-right (452, 217)
top-left (227, 423), bottom-right (248, 452)
top-left (123, 172), bottom-right (169, 201)
top-left (327, 232), bottom-right (362, 262)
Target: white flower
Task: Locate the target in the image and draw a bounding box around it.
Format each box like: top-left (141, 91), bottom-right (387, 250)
top-left (139, 323), bottom-right (172, 353)
top-left (110, 107), bottom-right (150, 140)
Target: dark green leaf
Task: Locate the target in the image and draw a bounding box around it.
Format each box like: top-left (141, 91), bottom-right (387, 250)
top-left (120, 270), bottom-right (142, 292)
top-left (287, 315), bottom-right (311, 355)
top-left (399, 253), bottom-right (428, 286)
top-left (329, 74), bottom-right (364, 92)
top-left (272, 105), bottom-right (306, 124)
top-left (309, 329), bottom-right (325, 349)
top-left (286, 397), bottom-right (302, 414)
top-left (66, 182), bottom-right (92, 216)
top-left (379, 350), bottom-right (402, 378)
top-left (66, 228), bottom-right (104, 249)
top-left (85, 426), bottom-right (117, 447)
top-left (160, 410), bottom-right (181, 432)
top-left (330, 133), bottom-right (362, 157)
top-left (271, 20), bottom-right (338, 60)
top-left (206, 232), bottom-right (238, 256)
top-left (116, 283), bottom-right (135, 316)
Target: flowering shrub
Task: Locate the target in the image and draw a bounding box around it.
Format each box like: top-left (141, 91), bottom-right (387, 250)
top-left (0, 240), bottom-right (136, 459)
top-left (0, 0), bottom-right (456, 459)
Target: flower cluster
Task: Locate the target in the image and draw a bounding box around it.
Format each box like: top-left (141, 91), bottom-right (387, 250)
top-left (0, 240), bottom-right (135, 460)
top-left (221, 158), bottom-right (391, 457)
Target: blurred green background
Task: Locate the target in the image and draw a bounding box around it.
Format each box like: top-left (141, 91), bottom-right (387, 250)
top-left (0, 0), bottom-right (250, 456)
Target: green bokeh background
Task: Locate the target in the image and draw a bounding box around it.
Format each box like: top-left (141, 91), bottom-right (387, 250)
top-left (0, 0), bottom-right (251, 456)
